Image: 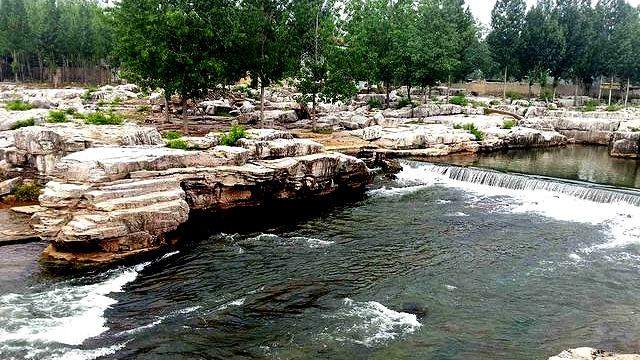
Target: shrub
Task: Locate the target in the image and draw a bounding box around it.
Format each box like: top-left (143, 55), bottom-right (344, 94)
top-left (84, 111), bottom-right (124, 125)
top-left (505, 91), bottom-right (523, 100)
top-left (502, 119), bottom-right (516, 129)
top-left (449, 95), bottom-right (469, 107)
top-left (582, 99), bottom-right (599, 112)
top-left (5, 100), bottom-right (33, 111)
top-left (396, 97), bottom-right (413, 108)
top-left (136, 105), bottom-right (151, 112)
top-left (10, 118), bottom-right (35, 130)
top-left (539, 88), bottom-right (553, 101)
top-left (162, 130), bottom-right (183, 140)
top-left (489, 99), bottom-right (501, 106)
top-left (368, 97), bottom-right (383, 109)
top-left (471, 100), bottom-right (488, 108)
top-left (64, 108), bottom-right (77, 115)
top-left (47, 110), bottom-right (68, 123)
top-left (12, 183), bottom-right (41, 201)
top-left (81, 86), bottom-right (97, 101)
top-left (219, 125), bottom-right (247, 146)
top-left (111, 97), bottom-right (123, 105)
top-left (166, 139), bottom-right (188, 150)
top-left (606, 104), bottom-right (622, 112)
top-left (454, 122), bottom-right (485, 141)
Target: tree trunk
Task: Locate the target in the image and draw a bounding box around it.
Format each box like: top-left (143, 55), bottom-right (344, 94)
top-left (407, 84), bottom-right (413, 117)
top-left (12, 51), bottom-right (18, 83)
top-left (260, 81), bottom-right (265, 123)
top-left (574, 79), bottom-right (579, 107)
top-left (625, 77), bottom-right (630, 107)
top-left (608, 75), bottom-right (613, 106)
top-left (163, 94), bottom-right (170, 123)
top-left (503, 66), bottom-right (508, 100)
top-left (311, 92), bottom-right (316, 128)
top-left (598, 75), bottom-right (603, 101)
top-left (181, 98), bottom-right (188, 134)
top-left (447, 75), bottom-right (452, 100)
top-left (385, 82), bottom-right (390, 109)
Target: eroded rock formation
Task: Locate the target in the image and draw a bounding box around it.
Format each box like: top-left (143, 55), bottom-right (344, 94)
top-left (31, 131), bottom-right (370, 268)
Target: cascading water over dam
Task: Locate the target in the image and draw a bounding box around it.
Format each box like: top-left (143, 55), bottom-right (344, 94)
top-left (406, 162), bottom-right (640, 206)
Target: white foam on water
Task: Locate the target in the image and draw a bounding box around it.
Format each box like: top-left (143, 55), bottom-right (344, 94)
top-left (247, 233), bottom-right (334, 249)
top-left (289, 236), bottom-right (335, 248)
top-left (436, 199), bottom-right (451, 204)
top-left (329, 298), bottom-right (421, 347)
top-left (216, 297), bottom-right (246, 311)
top-left (368, 185), bottom-right (430, 198)
top-left (160, 250), bottom-right (180, 260)
top-left (389, 163), bottom-right (640, 252)
top-left (445, 285), bottom-right (457, 290)
top-left (0, 260), bottom-right (153, 360)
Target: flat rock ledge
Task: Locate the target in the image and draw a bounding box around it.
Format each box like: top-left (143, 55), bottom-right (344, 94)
top-left (549, 347), bottom-right (640, 360)
top-left (31, 135), bottom-right (370, 268)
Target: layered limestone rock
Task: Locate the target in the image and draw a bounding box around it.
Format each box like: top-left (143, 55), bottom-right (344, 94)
top-left (346, 120), bottom-right (566, 156)
top-left (549, 347), bottom-right (640, 360)
top-left (0, 123), bottom-right (164, 178)
top-left (32, 138), bottom-right (370, 267)
top-left (521, 116), bottom-right (620, 145)
top-left (610, 132), bottom-right (640, 158)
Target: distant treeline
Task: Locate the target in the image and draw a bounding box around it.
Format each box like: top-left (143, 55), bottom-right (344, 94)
top-left (1, 0), bottom-right (639, 105)
top-left (487, 0), bottom-right (640, 103)
top-left (0, 0), bottom-right (112, 83)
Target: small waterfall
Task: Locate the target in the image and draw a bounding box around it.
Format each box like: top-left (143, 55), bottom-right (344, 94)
top-left (416, 163), bottom-right (640, 206)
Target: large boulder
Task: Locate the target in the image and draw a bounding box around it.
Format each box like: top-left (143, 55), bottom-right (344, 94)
top-left (3, 123), bottom-right (164, 177)
top-left (610, 132), bottom-right (640, 158)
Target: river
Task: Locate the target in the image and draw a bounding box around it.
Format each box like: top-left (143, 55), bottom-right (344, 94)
top-left (1, 145), bottom-right (640, 359)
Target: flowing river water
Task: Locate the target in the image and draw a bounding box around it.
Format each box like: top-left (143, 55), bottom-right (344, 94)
top-left (2, 145), bottom-right (640, 359)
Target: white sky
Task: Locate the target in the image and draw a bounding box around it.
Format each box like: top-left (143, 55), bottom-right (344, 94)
top-left (466, 0), bottom-right (640, 26)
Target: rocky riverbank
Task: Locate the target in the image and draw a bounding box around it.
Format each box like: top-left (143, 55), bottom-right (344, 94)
top-left (2, 83), bottom-right (640, 268)
top-left (25, 128), bottom-right (369, 268)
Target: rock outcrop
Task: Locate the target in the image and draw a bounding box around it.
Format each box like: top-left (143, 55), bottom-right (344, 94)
top-left (610, 132), bottom-right (640, 158)
top-left (31, 134), bottom-right (370, 268)
top-left (0, 123), bottom-right (164, 179)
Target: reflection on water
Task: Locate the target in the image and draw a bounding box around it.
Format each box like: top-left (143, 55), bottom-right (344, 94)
top-left (434, 145), bottom-right (640, 189)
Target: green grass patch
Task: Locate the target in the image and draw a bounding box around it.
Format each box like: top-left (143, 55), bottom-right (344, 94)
top-left (505, 91), bottom-right (523, 101)
top-left (368, 97), bottom-right (383, 109)
top-left (136, 105), bottom-right (151, 112)
top-left (162, 130), bottom-right (183, 140)
top-left (11, 183), bottom-right (41, 201)
top-left (219, 125), bottom-right (247, 146)
top-left (502, 119), bottom-right (516, 129)
top-left (5, 100), bottom-right (33, 111)
top-left (449, 95), bottom-right (469, 107)
top-left (396, 97), bottom-right (413, 109)
top-left (47, 110), bottom-right (68, 123)
top-left (581, 99), bottom-right (599, 112)
top-left (10, 118), bottom-right (36, 130)
top-left (454, 123), bottom-right (485, 141)
top-left (166, 139), bottom-right (188, 150)
top-left (606, 104), bottom-right (622, 112)
top-left (489, 99), bottom-right (501, 106)
top-left (84, 111), bottom-right (124, 125)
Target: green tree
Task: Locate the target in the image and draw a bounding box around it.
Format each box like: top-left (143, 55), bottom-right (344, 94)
top-left (0, 0), bottom-right (31, 81)
top-left (112, 0), bottom-right (231, 127)
top-left (487, 0), bottom-right (526, 98)
top-left (240, 0), bottom-right (300, 121)
top-left (519, 0), bottom-right (565, 100)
